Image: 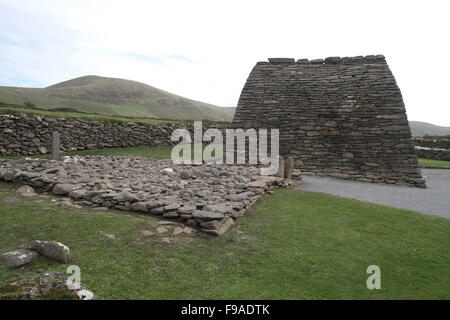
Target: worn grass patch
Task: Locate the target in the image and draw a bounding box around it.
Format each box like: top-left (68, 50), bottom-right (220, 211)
top-left (0, 182), bottom-right (449, 299)
top-left (0, 146), bottom-right (174, 160)
top-left (419, 158), bottom-right (450, 169)
top-left (0, 145), bottom-right (208, 160)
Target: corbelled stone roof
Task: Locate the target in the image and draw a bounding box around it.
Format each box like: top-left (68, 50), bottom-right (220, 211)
top-left (232, 55), bottom-right (425, 187)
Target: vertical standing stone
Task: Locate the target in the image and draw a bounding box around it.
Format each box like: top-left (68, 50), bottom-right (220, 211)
top-left (284, 156), bottom-right (294, 179)
top-left (52, 131), bottom-right (60, 160)
top-left (276, 156), bottom-right (285, 178)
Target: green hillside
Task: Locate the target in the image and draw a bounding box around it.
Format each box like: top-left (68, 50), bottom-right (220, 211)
top-left (0, 75), bottom-right (235, 121)
top-left (409, 121), bottom-right (450, 137)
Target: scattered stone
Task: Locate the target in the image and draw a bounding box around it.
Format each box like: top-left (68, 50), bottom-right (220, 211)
top-left (173, 227), bottom-right (184, 236)
top-left (180, 170), bottom-right (194, 179)
top-left (185, 219), bottom-right (198, 227)
top-left (157, 227), bottom-right (169, 233)
top-left (247, 180), bottom-right (267, 188)
top-left (157, 221), bottom-right (178, 226)
top-left (92, 207), bottom-right (108, 212)
top-left (178, 206), bottom-right (195, 214)
top-left (228, 191), bottom-right (254, 202)
top-left (160, 238), bottom-right (172, 244)
top-left (99, 232), bottom-right (116, 240)
top-left (16, 185), bottom-right (36, 197)
top-left (69, 189), bottom-right (87, 199)
top-left (130, 201), bottom-right (149, 212)
top-left (4, 197), bottom-right (19, 203)
top-left (163, 211), bottom-right (179, 219)
top-left (53, 184), bottom-right (78, 195)
top-left (204, 218), bottom-right (235, 236)
top-left (1, 249), bottom-right (39, 268)
top-left (164, 203), bottom-right (181, 211)
top-left (203, 204), bottom-right (232, 214)
top-left (115, 191), bottom-right (139, 203)
top-left (3, 171), bottom-right (15, 182)
top-left (38, 146), bottom-right (48, 154)
top-left (200, 220), bottom-right (222, 230)
top-left (60, 199), bottom-right (82, 209)
top-left (151, 207), bottom-right (165, 215)
top-left (140, 230), bottom-right (154, 237)
top-left (160, 168), bottom-right (174, 175)
top-left (192, 210), bottom-right (225, 220)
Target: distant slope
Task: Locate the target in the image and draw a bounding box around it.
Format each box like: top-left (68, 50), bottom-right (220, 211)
top-left (0, 75), bottom-right (235, 121)
top-left (409, 121), bottom-right (450, 137)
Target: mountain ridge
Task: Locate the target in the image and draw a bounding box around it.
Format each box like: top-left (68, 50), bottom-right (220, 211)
top-left (0, 75), bottom-right (235, 121)
top-left (409, 121), bottom-right (450, 137)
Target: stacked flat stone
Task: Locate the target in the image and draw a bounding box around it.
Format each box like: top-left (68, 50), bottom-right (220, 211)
top-left (232, 55), bottom-right (425, 187)
top-left (415, 147), bottom-right (450, 161)
top-left (413, 138), bottom-right (450, 161)
top-left (413, 138), bottom-right (450, 150)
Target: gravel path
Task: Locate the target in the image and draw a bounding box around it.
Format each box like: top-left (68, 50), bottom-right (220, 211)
top-left (294, 169), bottom-right (450, 219)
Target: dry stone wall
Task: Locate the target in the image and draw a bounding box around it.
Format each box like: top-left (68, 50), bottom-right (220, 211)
top-left (413, 138), bottom-right (450, 150)
top-left (232, 55), bottom-right (425, 187)
top-left (413, 138), bottom-right (450, 161)
top-left (0, 114), bottom-right (226, 156)
top-left (415, 147), bottom-right (450, 161)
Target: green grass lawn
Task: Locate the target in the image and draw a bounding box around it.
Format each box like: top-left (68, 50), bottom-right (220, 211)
top-left (65, 145), bottom-right (174, 159)
top-left (419, 158), bottom-right (450, 169)
top-left (0, 145), bottom-right (214, 160)
top-left (0, 182), bottom-right (449, 299)
top-left (0, 146), bottom-right (174, 160)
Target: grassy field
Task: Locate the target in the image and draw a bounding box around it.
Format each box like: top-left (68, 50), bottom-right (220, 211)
top-left (0, 182), bottom-right (449, 299)
top-left (0, 105), bottom-right (178, 125)
top-left (418, 158), bottom-right (450, 169)
top-left (1, 146), bottom-right (449, 299)
top-left (0, 146), bottom-right (188, 160)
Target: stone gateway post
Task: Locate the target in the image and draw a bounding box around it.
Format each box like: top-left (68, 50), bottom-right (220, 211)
top-left (232, 55), bottom-right (425, 187)
top-left (51, 131), bottom-right (60, 160)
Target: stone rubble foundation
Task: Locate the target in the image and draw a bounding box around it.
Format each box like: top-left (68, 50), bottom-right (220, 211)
top-left (0, 156), bottom-right (302, 234)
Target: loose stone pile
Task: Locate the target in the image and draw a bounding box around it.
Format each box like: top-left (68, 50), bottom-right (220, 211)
top-left (0, 156), bottom-right (301, 234)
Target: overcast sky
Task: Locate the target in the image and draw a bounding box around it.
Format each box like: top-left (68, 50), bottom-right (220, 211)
top-left (0, 0), bottom-right (449, 126)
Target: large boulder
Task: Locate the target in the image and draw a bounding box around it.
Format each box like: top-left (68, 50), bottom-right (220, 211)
top-left (53, 184), bottom-right (78, 195)
top-left (115, 191), bottom-right (139, 203)
top-left (204, 218), bottom-right (234, 236)
top-left (22, 241), bottom-right (70, 264)
top-left (16, 185), bottom-right (36, 197)
top-left (1, 249), bottom-right (39, 268)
